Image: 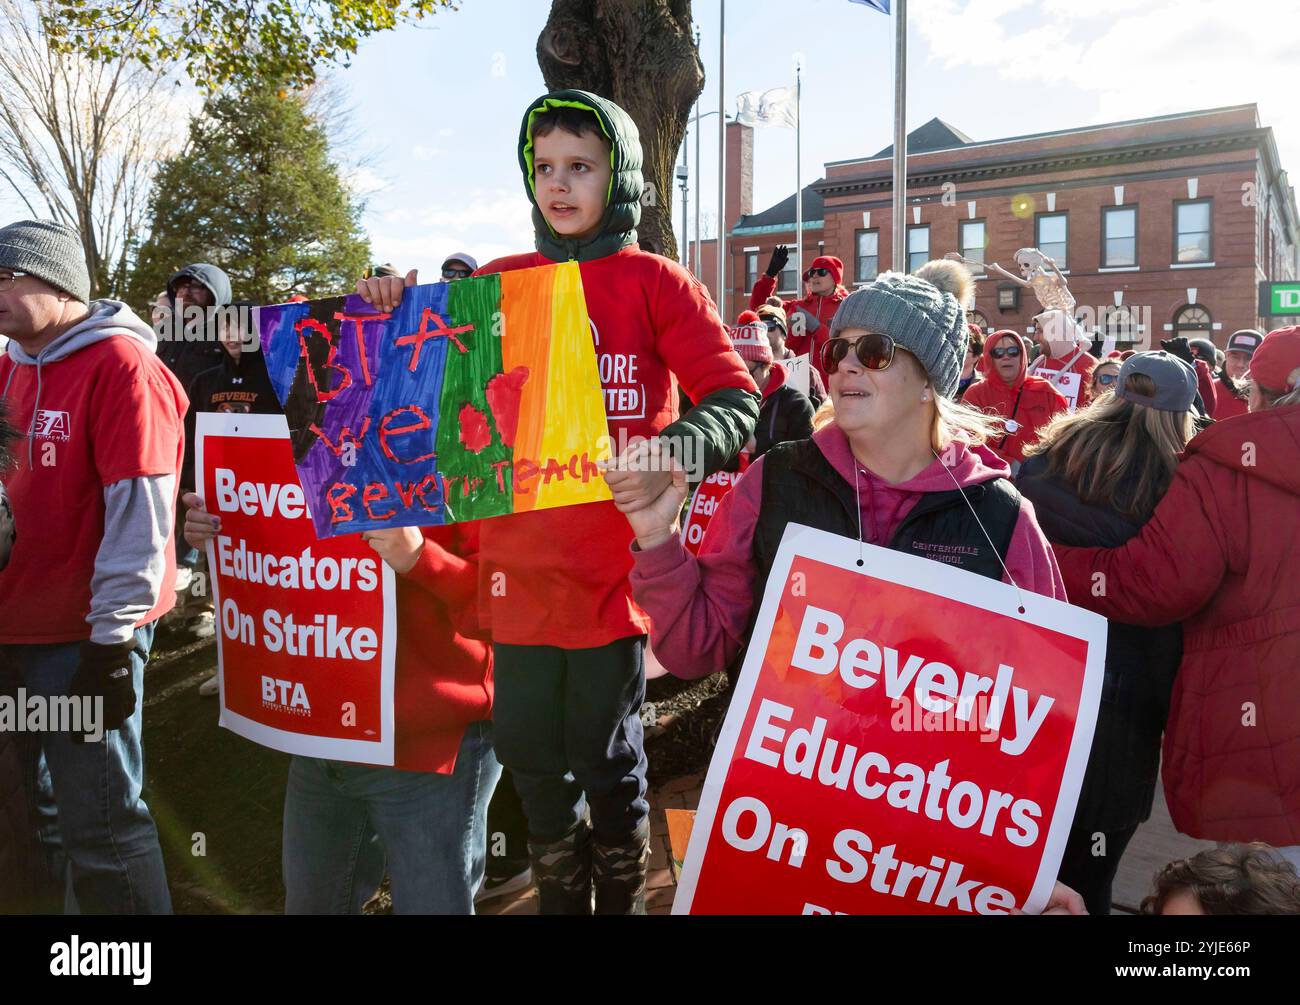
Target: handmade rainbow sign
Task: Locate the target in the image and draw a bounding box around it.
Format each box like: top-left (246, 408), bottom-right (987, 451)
top-left (259, 262), bottom-right (612, 538)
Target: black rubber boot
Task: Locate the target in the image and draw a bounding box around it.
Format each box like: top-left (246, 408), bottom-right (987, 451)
top-left (529, 818), bottom-right (593, 915)
top-left (592, 819), bottom-right (650, 915)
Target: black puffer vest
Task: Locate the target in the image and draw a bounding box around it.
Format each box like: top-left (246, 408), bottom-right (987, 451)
top-left (722, 439), bottom-right (1021, 683)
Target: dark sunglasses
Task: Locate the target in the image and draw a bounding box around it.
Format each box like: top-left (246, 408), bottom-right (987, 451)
top-left (763, 319), bottom-right (785, 332)
top-left (1096, 372), bottom-right (1118, 386)
top-left (441, 267), bottom-right (472, 280)
top-left (820, 333), bottom-right (895, 374)
top-left (804, 267), bottom-right (831, 279)
top-left (989, 345), bottom-right (1022, 360)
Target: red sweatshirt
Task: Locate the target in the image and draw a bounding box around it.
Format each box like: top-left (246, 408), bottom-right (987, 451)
top-left (392, 524), bottom-right (492, 773)
top-left (748, 274), bottom-right (847, 385)
top-left (473, 246), bottom-right (757, 648)
top-left (963, 333), bottom-right (1069, 466)
top-left (629, 424), bottom-right (1066, 680)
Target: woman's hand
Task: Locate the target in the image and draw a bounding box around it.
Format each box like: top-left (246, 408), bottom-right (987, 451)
top-left (360, 526), bottom-right (424, 574)
top-left (181, 493), bottom-right (220, 550)
top-left (602, 438), bottom-right (689, 551)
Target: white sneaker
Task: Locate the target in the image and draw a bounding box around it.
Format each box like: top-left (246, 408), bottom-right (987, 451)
top-left (198, 674), bottom-right (220, 697)
top-left (188, 611), bottom-right (216, 640)
top-left (474, 865), bottom-right (533, 905)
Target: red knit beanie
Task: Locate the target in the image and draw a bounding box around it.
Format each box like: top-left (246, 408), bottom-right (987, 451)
top-left (805, 255), bottom-right (843, 287)
top-left (729, 310), bottom-right (774, 364)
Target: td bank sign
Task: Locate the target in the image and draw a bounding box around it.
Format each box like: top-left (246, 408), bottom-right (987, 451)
top-left (1259, 281), bottom-right (1300, 316)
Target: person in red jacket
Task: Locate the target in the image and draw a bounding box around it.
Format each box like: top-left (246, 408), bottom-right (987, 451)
top-left (182, 501), bottom-right (498, 913)
top-left (748, 247), bottom-right (848, 385)
top-left (1212, 328), bottom-right (1261, 422)
top-left (1051, 325), bottom-right (1300, 863)
top-left (962, 329), bottom-right (1069, 472)
top-left (1027, 309), bottom-right (1096, 408)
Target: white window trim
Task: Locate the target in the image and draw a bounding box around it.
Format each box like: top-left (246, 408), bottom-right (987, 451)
top-left (1098, 266), bottom-right (1140, 273)
top-left (742, 245), bottom-right (760, 252)
top-left (1170, 261), bottom-right (1216, 269)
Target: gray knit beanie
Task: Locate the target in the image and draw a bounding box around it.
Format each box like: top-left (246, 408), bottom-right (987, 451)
top-left (828, 271), bottom-right (966, 399)
top-left (0, 220), bottom-right (90, 304)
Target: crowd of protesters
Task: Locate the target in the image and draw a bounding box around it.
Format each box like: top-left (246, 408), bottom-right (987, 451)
top-left (1, 85), bottom-right (1299, 918)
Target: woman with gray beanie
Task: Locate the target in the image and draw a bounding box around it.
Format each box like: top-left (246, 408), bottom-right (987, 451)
top-left (605, 271), bottom-right (1065, 689)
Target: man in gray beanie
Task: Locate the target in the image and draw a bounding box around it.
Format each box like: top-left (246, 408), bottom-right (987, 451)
top-left (0, 219), bottom-right (184, 913)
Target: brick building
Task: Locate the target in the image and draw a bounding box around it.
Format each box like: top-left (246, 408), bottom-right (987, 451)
top-left (692, 104), bottom-right (1299, 348)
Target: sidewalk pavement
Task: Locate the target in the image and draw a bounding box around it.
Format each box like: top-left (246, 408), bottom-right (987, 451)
top-left (478, 771), bottom-right (1211, 916)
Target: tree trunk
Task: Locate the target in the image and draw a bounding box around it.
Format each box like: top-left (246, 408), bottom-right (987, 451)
top-left (537, 0), bottom-right (703, 261)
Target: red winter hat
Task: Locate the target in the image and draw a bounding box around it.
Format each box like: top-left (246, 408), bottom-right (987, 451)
top-left (729, 310), bottom-right (774, 364)
top-left (804, 255), bottom-right (843, 287)
top-left (1249, 325), bottom-right (1300, 392)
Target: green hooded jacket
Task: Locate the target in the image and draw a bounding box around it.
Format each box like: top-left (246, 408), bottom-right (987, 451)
top-left (516, 89), bottom-right (758, 476)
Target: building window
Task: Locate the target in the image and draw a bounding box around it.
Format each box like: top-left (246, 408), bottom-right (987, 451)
top-left (1175, 199), bottom-right (1212, 263)
top-left (855, 229), bottom-right (879, 283)
top-left (1035, 212), bottom-right (1068, 270)
top-left (1102, 206), bottom-right (1137, 267)
top-left (1105, 306), bottom-right (1139, 344)
top-left (907, 225), bottom-right (929, 273)
top-left (778, 259), bottom-right (798, 295)
top-left (967, 308), bottom-right (990, 332)
top-left (959, 221), bottom-right (986, 272)
top-left (1173, 303), bottom-right (1212, 336)
top-left (745, 252), bottom-right (758, 293)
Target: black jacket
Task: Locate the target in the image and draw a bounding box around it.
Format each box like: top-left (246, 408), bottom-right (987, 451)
top-left (1016, 454), bottom-right (1182, 831)
top-left (753, 383), bottom-right (815, 460)
top-left (182, 349), bottom-right (283, 490)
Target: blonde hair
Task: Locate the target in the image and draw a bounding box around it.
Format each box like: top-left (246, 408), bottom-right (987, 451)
top-left (1023, 372), bottom-right (1196, 521)
top-left (913, 259), bottom-right (974, 309)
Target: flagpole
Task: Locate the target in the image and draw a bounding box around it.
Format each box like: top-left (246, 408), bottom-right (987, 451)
top-left (693, 25), bottom-right (702, 278)
top-left (892, 0), bottom-right (907, 274)
top-left (717, 0), bottom-right (727, 317)
top-left (795, 64), bottom-right (803, 291)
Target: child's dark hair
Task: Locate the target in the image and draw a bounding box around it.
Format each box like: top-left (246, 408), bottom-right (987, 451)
top-left (530, 105), bottom-right (607, 144)
top-left (1141, 843), bottom-right (1300, 915)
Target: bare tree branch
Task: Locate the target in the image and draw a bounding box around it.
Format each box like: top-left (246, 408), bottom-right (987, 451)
top-left (0, 0), bottom-right (186, 297)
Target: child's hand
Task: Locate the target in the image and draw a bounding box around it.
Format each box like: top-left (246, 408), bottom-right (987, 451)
top-left (601, 438), bottom-right (687, 550)
top-left (356, 268), bottom-right (417, 313)
top-left (360, 526), bottom-right (424, 574)
top-left (602, 437), bottom-right (675, 514)
top-left (182, 492), bottom-right (220, 549)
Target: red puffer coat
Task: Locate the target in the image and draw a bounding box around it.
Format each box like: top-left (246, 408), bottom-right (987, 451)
top-left (1053, 404), bottom-right (1300, 846)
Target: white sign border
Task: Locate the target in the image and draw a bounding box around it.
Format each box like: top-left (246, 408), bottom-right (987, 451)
top-left (672, 522), bottom-right (1107, 915)
top-left (196, 411), bottom-right (399, 766)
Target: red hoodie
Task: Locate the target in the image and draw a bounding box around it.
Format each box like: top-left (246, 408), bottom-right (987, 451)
top-left (749, 255), bottom-right (848, 385)
top-left (1051, 405), bottom-right (1300, 845)
top-left (392, 524), bottom-right (492, 773)
top-left (963, 332), bottom-right (1069, 467)
top-left (629, 423), bottom-right (1066, 680)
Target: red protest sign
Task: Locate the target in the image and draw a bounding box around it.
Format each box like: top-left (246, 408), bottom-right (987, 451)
top-left (673, 524), bottom-right (1105, 915)
top-left (681, 455), bottom-right (750, 556)
top-left (196, 413), bottom-right (398, 765)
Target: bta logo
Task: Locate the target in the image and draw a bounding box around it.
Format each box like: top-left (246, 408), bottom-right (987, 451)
top-left (33, 409), bottom-right (70, 440)
top-left (261, 676), bottom-right (311, 713)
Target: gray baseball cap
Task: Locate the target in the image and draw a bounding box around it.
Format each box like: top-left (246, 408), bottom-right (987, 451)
top-left (1116, 350), bottom-right (1197, 412)
top-left (441, 252), bottom-right (478, 273)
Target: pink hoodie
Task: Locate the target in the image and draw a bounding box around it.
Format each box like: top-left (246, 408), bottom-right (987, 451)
top-left (630, 423), bottom-right (1066, 680)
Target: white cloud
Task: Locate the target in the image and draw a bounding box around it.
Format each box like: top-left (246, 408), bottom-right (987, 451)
top-left (411, 144), bottom-right (445, 161)
top-left (344, 166), bottom-right (387, 197)
top-left (913, 0), bottom-right (1300, 175)
top-left (364, 186), bottom-right (536, 278)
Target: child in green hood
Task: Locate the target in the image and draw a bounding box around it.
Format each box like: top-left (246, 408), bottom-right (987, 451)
top-left (358, 90), bottom-right (758, 915)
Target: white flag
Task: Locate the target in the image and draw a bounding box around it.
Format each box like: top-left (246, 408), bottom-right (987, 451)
top-left (735, 88), bottom-right (797, 129)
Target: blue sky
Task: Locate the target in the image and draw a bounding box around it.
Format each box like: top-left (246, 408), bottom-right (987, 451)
top-left (5, 1), bottom-right (1293, 282)
top-left (334, 0), bottom-right (1299, 278)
